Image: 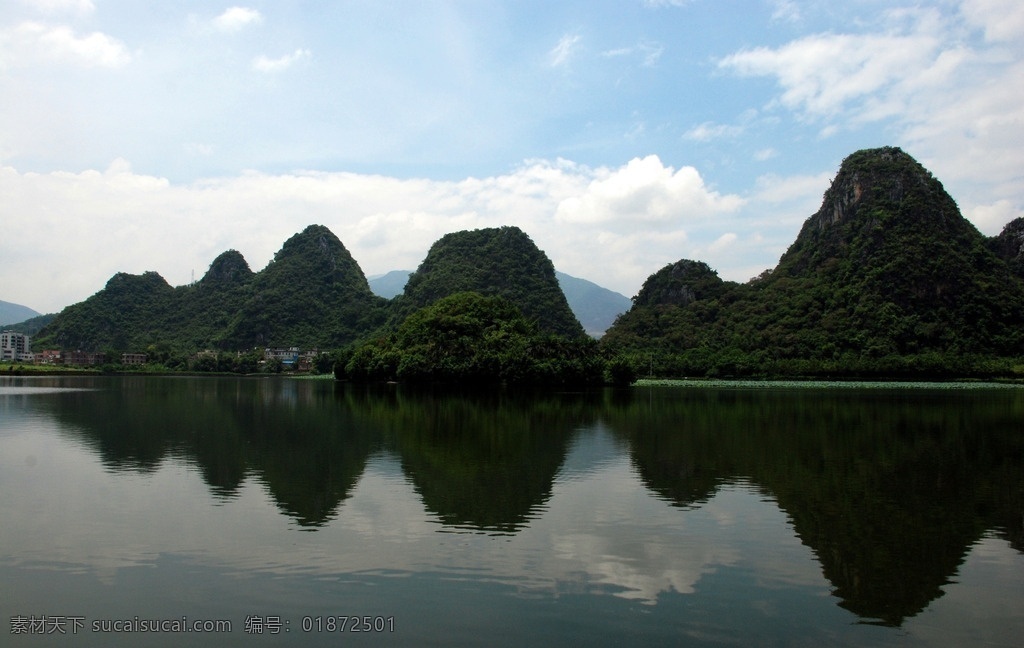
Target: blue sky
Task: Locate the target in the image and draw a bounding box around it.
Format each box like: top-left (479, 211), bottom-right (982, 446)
top-left (2, 0), bottom-right (1022, 314)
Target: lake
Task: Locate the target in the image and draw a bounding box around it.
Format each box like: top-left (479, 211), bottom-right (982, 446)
top-left (1, 375), bottom-right (1021, 646)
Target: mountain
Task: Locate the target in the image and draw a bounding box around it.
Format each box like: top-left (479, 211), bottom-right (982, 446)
top-left (987, 217), bottom-right (1024, 280)
top-left (4, 313), bottom-right (56, 337)
top-left (371, 270), bottom-right (629, 337)
top-left (38, 271), bottom-right (177, 351)
top-left (555, 272), bottom-right (630, 337)
top-left (35, 225), bottom-right (388, 352)
top-left (602, 146), bottom-right (1024, 377)
top-left (391, 226), bottom-right (585, 338)
top-left (219, 225), bottom-right (387, 349)
top-left (368, 270), bottom-right (413, 299)
top-left (1, 301), bottom-right (41, 327)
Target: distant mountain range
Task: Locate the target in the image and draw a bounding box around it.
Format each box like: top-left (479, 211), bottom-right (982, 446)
top-left (367, 270), bottom-right (630, 337)
top-left (0, 301), bottom-right (40, 327)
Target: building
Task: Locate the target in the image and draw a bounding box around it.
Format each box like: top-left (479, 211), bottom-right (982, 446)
top-left (264, 347), bottom-right (300, 367)
top-left (37, 349), bottom-right (62, 365)
top-left (65, 350), bottom-right (105, 366)
top-left (121, 353), bottom-right (148, 365)
top-left (1, 330), bottom-right (32, 362)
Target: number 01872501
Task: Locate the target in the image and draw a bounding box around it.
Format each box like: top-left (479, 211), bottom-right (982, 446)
top-left (301, 616), bottom-right (395, 633)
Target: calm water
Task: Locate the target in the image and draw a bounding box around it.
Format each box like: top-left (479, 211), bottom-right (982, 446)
top-left (1, 376), bottom-right (1022, 647)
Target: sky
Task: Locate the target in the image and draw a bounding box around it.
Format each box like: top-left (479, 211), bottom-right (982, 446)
top-left (2, 0), bottom-right (1022, 314)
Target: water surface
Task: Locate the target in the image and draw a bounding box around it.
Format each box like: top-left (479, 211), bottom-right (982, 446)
top-left (1, 376), bottom-right (1021, 646)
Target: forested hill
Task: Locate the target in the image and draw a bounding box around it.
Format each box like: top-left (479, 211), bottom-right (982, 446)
top-left (390, 226), bottom-right (585, 338)
top-left (35, 225), bottom-right (389, 352)
top-left (32, 224), bottom-right (587, 354)
top-left (988, 216), bottom-right (1024, 279)
top-left (601, 147), bottom-right (1024, 377)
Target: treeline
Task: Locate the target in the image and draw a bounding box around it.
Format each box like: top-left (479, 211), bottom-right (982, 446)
top-left (334, 292), bottom-right (626, 386)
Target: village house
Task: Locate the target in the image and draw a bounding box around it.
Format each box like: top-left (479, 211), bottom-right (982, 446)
top-left (64, 350), bottom-right (106, 366)
top-left (264, 347), bottom-right (300, 367)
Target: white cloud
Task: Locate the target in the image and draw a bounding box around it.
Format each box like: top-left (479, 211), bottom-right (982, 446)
top-left (968, 200), bottom-right (1024, 236)
top-left (20, 0), bottom-right (95, 14)
top-left (717, 4), bottom-right (1024, 243)
top-left (708, 232), bottom-right (737, 253)
top-left (718, 27), bottom-right (947, 119)
top-left (0, 156), bottom-right (751, 313)
top-left (252, 48), bottom-right (311, 73)
top-left (959, 0), bottom-right (1024, 43)
top-left (683, 121), bottom-right (744, 142)
top-left (752, 172), bottom-right (830, 205)
top-left (548, 33), bottom-right (581, 68)
top-left (555, 155), bottom-right (744, 229)
top-left (768, 0), bottom-right (801, 24)
top-left (641, 0), bottom-right (692, 7)
top-left (602, 41), bottom-right (663, 67)
top-left (1, 21), bottom-right (131, 68)
top-left (753, 148), bottom-right (777, 161)
top-left (213, 7), bottom-right (263, 33)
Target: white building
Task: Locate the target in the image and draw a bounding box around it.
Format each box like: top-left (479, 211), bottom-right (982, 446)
top-left (264, 347), bottom-right (300, 366)
top-left (1, 330), bottom-right (32, 362)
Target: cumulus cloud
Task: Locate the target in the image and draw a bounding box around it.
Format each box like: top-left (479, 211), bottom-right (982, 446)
top-left (253, 48), bottom-right (310, 72)
top-left (213, 6), bottom-right (263, 33)
top-left (1, 21), bottom-right (131, 67)
top-left (555, 155), bottom-right (743, 229)
top-left (0, 156), bottom-right (752, 312)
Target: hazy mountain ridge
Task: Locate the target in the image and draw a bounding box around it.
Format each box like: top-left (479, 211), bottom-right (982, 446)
top-left (367, 270), bottom-right (413, 300)
top-left (1, 300), bottom-right (41, 327)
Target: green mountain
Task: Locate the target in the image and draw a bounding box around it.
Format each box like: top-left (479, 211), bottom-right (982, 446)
top-left (390, 226), bottom-right (585, 338)
top-left (371, 269), bottom-right (629, 337)
top-left (602, 147), bottom-right (1024, 377)
top-left (1, 300), bottom-right (42, 327)
top-left (219, 225), bottom-right (387, 349)
top-left (988, 216), bottom-right (1024, 280)
top-left (34, 225), bottom-right (387, 353)
top-left (38, 270), bottom-right (177, 351)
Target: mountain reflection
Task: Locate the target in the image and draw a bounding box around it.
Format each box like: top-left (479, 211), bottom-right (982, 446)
top-left (38, 376), bottom-right (1023, 626)
top-left (51, 377), bottom-right (381, 527)
top-left (604, 385), bottom-right (1024, 625)
top-left (364, 387), bottom-right (592, 533)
